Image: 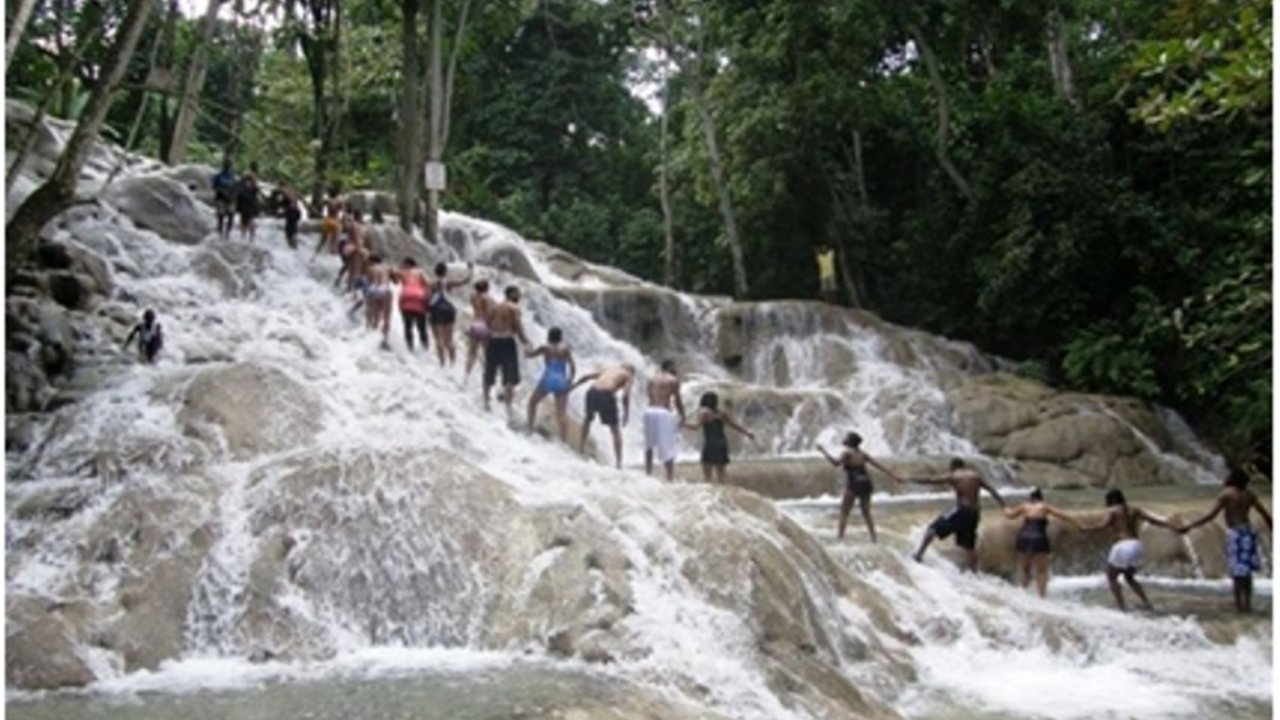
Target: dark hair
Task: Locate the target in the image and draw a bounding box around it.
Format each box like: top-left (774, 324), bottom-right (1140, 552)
top-left (661, 359), bottom-right (676, 373)
top-left (434, 262), bottom-right (448, 277)
top-left (699, 391), bottom-right (719, 411)
top-left (403, 257), bottom-right (417, 267)
top-left (1029, 488), bottom-right (1044, 502)
top-left (504, 285), bottom-right (520, 301)
top-left (548, 327), bottom-right (563, 344)
top-left (1105, 489), bottom-right (1127, 507)
top-left (843, 432), bottom-right (862, 449)
top-left (143, 309), bottom-right (156, 323)
top-left (368, 254), bottom-right (381, 264)
top-left (475, 279), bottom-right (490, 292)
top-left (352, 209), bottom-right (363, 221)
top-left (1226, 468), bottom-right (1250, 489)
top-left (950, 458), bottom-right (965, 470)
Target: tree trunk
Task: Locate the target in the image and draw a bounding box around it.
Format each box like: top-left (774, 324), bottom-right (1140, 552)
top-left (910, 24), bottom-right (973, 201)
top-left (4, 0), bottom-right (39, 72)
top-left (422, 0), bottom-right (471, 244)
top-left (166, 0), bottom-right (222, 165)
top-left (658, 68), bottom-right (677, 287)
top-left (1046, 4), bottom-right (1080, 109)
top-left (301, 32), bottom-right (329, 210)
top-left (397, 0), bottom-right (422, 233)
top-left (691, 78), bottom-right (748, 298)
top-left (424, 0), bottom-right (444, 244)
top-left (6, 0), bottom-right (154, 278)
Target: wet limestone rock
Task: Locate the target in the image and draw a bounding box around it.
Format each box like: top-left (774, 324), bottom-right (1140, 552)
top-left (104, 174), bottom-right (215, 245)
top-left (6, 596), bottom-right (95, 689)
top-left (178, 362), bottom-right (325, 460)
top-left (553, 286), bottom-right (698, 355)
top-left (190, 239), bottom-right (272, 298)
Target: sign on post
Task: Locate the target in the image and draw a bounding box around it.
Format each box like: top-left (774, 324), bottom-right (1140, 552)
top-left (424, 161), bottom-right (447, 191)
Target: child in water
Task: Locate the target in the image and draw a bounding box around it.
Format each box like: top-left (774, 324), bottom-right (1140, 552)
top-left (123, 309), bottom-right (164, 363)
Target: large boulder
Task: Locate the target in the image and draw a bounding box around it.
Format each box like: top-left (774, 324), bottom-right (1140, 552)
top-left (176, 362), bottom-right (326, 461)
top-left (552, 286), bottom-right (699, 356)
top-left (103, 174), bottom-right (215, 245)
top-left (190, 239), bottom-right (272, 298)
top-left (5, 597), bottom-right (95, 689)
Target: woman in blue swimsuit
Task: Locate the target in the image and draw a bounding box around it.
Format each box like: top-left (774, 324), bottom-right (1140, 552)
top-left (525, 327), bottom-right (576, 441)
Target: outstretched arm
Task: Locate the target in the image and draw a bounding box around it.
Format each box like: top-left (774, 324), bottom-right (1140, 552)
top-left (1137, 507), bottom-right (1180, 531)
top-left (525, 344), bottom-right (546, 359)
top-left (980, 478), bottom-right (1007, 509)
top-left (817, 446), bottom-right (841, 467)
top-left (1084, 508), bottom-right (1115, 532)
top-left (122, 325), bottom-right (140, 350)
top-left (571, 372), bottom-right (601, 390)
top-left (866, 456), bottom-right (905, 484)
top-left (908, 473), bottom-right (951, 485)
top-left (723, 413), bottom-right (754, 440)
top-left (1177, 497), bottom-right (1225, 534)
top-left (1046, 506), bottom-right (1083, 530)
top-left (1002, 504), bottom-right (1026, 520)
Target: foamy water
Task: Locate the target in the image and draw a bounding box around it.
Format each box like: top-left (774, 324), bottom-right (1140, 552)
top-left (5, 154), bottom-right (1265, 719)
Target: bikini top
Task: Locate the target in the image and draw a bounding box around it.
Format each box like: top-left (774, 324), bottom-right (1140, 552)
top-left (844, 462), bottom-right (870, 483)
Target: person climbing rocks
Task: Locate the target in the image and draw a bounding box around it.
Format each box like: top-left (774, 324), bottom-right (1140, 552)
top-left (281, 185), bottom-right (302, 250)
top-left (314, 187), bottom-right (344, 259)
top-left (1002, 488), bottom-right (1083, 597)
top-left (235, 171), bottom-right (262, 243)
top-left (483, 285), bottom-right (532, 416)
top-left (361, 254), bottom-right (393, 349)
top-left (643, 359), bottom-right (686, 482)
top-left (123, 309), bottom-right (164, 364)
top-left (819, 432), bottom-right (904, 543)
top-left (212, 158), bottom-right (238, 239)
top-left (1178, 468), bottom-right (1273, 613)
top-left (910, 458), bottom-right (1006, 570)
top-left (684, 391), bottom-right (754, 485)
top-left (464, 278), bottom-right (494, 384)
top-left (396, 257), bottom-right (430, 353)
top-left (815, 243), bottom-right (837, 304)
top-left (526, 327), bottom-right (576, 441)
top-left (1085, 489), bottom-right (1180, 612)
top-left (572, 363), bottom-right (636, 469)
top-left (427, 261), bottom-right (474, 367)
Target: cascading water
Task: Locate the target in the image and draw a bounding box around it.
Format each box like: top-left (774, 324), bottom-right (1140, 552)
top-left (5, 109), bottom-right (1268, 720)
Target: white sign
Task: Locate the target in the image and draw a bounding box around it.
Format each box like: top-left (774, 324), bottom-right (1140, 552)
top-left (424, 161), bottom-right (447, 191)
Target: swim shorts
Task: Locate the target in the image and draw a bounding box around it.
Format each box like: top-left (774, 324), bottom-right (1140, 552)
top-left (930, 505), bottom-right (980, 550)
top-left (1227, 525), bottom-right (1261, 578)
top-left (585, 388), bottom-right (619, 426)
top-left (484, 337), bottom-right (519, 387)
top-left (1108, 538), bottom-right (1143, 570)
top-left (643, 407), bottom-right (679, 464)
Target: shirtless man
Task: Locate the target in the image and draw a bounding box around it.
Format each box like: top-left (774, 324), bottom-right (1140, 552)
top-left (910, 458), bottom-right (1006, 571)
top-left (1179, 469), bottom-right (1273, 612)
top-left (337, 210), bottom-right (368, 292)
top-left (1084, 489), bottom-right (1180, 611)
top-left (483, 285), bottom-right (531, 415)
top-left (572, 364), bottom-right (636, 469)
top-left (643, 360), bottom-right (686, 481)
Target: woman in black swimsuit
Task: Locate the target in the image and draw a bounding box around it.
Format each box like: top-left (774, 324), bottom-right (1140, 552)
top-left (818, 432), bottom-right (903, 543)
top-left (684, 392), bottom-right (754, 484)
top-left (1003, 488), bottom-right (1082, 597)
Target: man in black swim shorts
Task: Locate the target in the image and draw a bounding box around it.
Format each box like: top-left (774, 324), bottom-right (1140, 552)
top-left (909, 458), bottom-right (1006, 571)
top-left (572, 363), bottom-right (636, 469)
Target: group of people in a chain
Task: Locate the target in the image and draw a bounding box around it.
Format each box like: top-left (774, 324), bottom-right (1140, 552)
top-left (134, 163), bottom-right (1267, 619)
top-left (825, 437), bottom-right (1271, 613)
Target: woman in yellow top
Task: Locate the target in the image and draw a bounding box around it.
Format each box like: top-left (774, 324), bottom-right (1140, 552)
top-left (814, 244), bottom-right (837, 303)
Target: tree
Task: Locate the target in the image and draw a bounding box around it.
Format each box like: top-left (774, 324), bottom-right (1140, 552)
top-left (6, 0), bottom-right (155, 277)
top-left (166, 0), bottom-right (225, 164)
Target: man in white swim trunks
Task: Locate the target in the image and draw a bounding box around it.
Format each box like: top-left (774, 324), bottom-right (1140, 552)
top-left (1087, 489), bottom-right (1180, 611)
top-left (643, 359), bottom-right (686, 482)
top-left (1179, 468), bottom-right (1273, 613)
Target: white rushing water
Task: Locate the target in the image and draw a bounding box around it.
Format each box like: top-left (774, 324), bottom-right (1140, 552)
top-left (4, 149), bottom-right (1266, 720)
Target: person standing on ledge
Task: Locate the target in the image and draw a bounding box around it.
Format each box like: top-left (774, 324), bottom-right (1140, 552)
top-left (1086, 488), bottom-right (1181, 612)
top-left (643, 360), bottom-right (686, 481)
top-left (910, 458), bottom-right (1006, 570)
top-left (685, 391), bottom-right (754, 485)
top-left (1178, 468), bottom-right (1272, 613)
top-left (211, 158), bottom-right (237, 239)
top-left (814, 243), bottom-right (838, 304)
top-left (818, 432), bottom-right (904, 543)
top-left (573, 364), bottom-right (636, 469)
